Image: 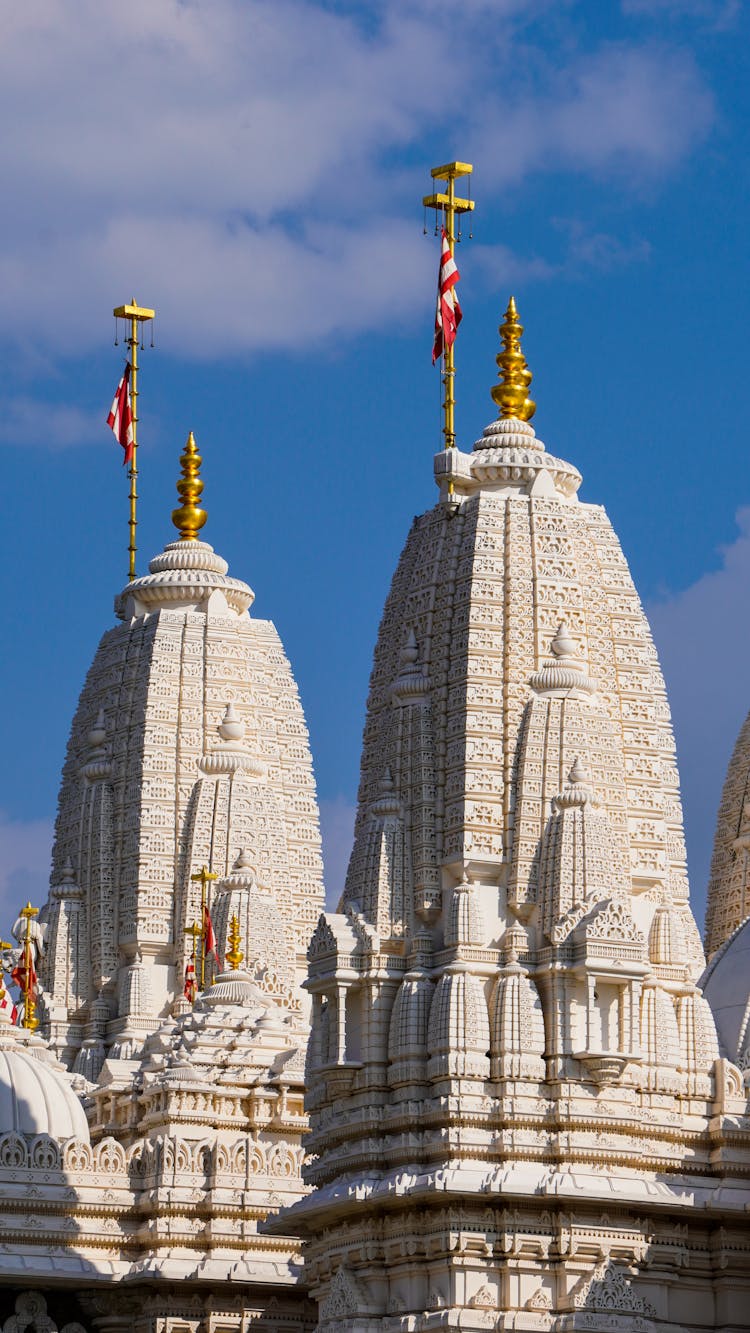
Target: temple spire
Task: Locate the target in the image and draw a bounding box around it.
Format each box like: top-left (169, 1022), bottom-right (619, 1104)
top-left (491, 296), bottom-right (536, 422)
top-left (172, 432), bottom-right (207, 541)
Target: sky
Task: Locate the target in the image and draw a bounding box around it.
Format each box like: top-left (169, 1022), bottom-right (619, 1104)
top-left (1, 0), bottom-right (749, 935)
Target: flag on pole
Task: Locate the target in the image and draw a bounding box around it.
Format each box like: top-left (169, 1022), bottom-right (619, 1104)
top-left (184, 955), bottom-right (197, 1003)
top-left (203, 904), bottom-right (222, 970)
top-left (107, 362), bottom-right (134, 465)
top-left (10, 952), bottom-right (36, 1000)
top-left (432, 228), bottom-right (462, 365)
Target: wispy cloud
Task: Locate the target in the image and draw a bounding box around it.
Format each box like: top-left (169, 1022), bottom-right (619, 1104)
top-left (648, 509), bottom-right (750, 924)
top-left (472, 43), bottom-right (713, 187)
top-left (0, 2), bottom-right (716, 358)
top-left (0, 398), bottom-right (105, 450)
top-left (0, 811), bottom-right (53, 931)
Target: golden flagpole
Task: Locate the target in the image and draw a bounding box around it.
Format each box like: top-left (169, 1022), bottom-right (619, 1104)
top-left (423, 162), bottom-right (474, 453)
top-left (19, 902), bottom-right (39, 1032)
top-left (113, 299), bottom-right (155, 582)
top-left (190, 865), bottom-right (219, 989)
top-left (184, 922), bottom-right (202, 1004)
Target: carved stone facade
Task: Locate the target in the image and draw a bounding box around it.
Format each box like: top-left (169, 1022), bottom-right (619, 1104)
top-left (40, 533), bottom-right (323, 1076)
top-left (2, 331), bottom-right (750, 1331)
top-left (287, 411), bottom-right (750, 1330)
top-left (0, 513), bottom-right (322, 1330)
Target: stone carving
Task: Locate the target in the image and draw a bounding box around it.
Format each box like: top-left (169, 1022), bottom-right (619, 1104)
top-left (1, 1291), bottom-right (87, 1332)
top-left (572, 1264), bottom-right (655, 1317)
top-left (525, 1288), bottom-right (552, 1310)
top-left (41, 530), bottom-right (324, 1068)
top-left (319, 1267), bottom-right (371, 1322)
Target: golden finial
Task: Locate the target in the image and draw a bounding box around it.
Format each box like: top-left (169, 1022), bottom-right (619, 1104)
top-left (226, 913), bottom-right (244, 971)
top-left (491, 296), bottom-right (536, 422)
top-left (171, 431), bottom-right (207, 541)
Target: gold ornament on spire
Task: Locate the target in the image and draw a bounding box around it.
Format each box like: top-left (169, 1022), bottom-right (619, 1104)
top-left (226, 913), bottom-right (244, 971)
top-left (171, 432), bottom-right (207, 541)
top-left (491, 296), bottom-right (536, 422)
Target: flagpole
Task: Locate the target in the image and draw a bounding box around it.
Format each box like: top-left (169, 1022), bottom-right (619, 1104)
top-left (113, 300), bottom-right (155, 582)
top-left (423, 162), bottom-right (474, 454)
top-left (20, 902), bottom-right (39, 1032)
top-left (190, 865), bottom-right (218, 989)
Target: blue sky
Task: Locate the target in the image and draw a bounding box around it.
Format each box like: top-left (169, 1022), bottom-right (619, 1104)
top-left (1, 0), bottom-right (748, 930)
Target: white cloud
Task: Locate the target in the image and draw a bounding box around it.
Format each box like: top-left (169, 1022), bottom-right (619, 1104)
top-left (472, 43), bottom-right (713, 186)
top-left (0, 398), bottom-right (106, 450)
top-left (0, 812), bottom-right (54, 932)
top-left (0, 1), bottom-right (715, 358)
top-left (648, 509), bottom-right (750, 923)
top-left (319, 796), bottom-right (357, 911)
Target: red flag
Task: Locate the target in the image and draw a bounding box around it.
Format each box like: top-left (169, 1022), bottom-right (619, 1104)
top-left (0, 990), bottom-right (17, 1025)
top-left (203, 904), bottom-right (222, 969)
top-left (432, 228), bottom-right (462, 365)
top-left (107, 362), bottom-right (134, 466)
top-left (183, 956), bottom-right (197, 1003)
top-left (11, 954), bottom-right (36, 997)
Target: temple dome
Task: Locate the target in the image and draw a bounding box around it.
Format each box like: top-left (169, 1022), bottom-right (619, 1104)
top-left (0, 1044), bottom-right (89, 1141)
top-left (700, 918), bottom-right (750, 1067)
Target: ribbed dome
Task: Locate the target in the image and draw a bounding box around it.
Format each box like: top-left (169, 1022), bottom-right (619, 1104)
top-left (700, 918), bottom-right (750, 1064)
top-left (0, 1046), bottom-right (89, 1140)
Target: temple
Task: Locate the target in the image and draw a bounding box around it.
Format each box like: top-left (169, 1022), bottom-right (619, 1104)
top-left (0, 299), bottom-right (749, 1331)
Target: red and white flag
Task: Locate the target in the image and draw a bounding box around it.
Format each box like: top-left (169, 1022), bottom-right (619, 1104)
top-left (432, 228), bottom-right (462, 365)
top-left (203, 904), bottom-right (222, 970)
top-left (183, 956), bottom-right (197, 1003)
top-left (0, 990), bottom-right (17, 1025)
top-left (106, 362), bottom-right (134, 466)
top-left (11, 952), bottom-right (36, 1001)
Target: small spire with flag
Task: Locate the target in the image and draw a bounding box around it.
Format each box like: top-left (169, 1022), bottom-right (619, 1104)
top-left (203, 903), bottom-right (222, 972)
top-left (422, 162), bottom-right (474, 462)
top-left (11, 903), bottom-right (40, 1031)
top-left (183, 920), bottom-right (202, 1003)
top-left (109, 300), bottom-right (155, 583)
top-left (190, 864), bottom-right (219, 988)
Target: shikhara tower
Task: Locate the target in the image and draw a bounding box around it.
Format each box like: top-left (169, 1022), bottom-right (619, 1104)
top-left (41, 431), bottom-right (324, 1077)
top-left (289, 300), bottom-right (750, 1330)
top-left (1, 291), bottom-right (750, 1332)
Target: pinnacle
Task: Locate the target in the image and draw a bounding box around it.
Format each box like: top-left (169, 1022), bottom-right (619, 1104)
top-left (219, 702), bottom-right (245, 743)
top-left (401, 629), bottom-right (419, 665)
top-left (568, 756), bottom-right (591, 786)
top-left (550, 621), bottom-right (576, 660)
